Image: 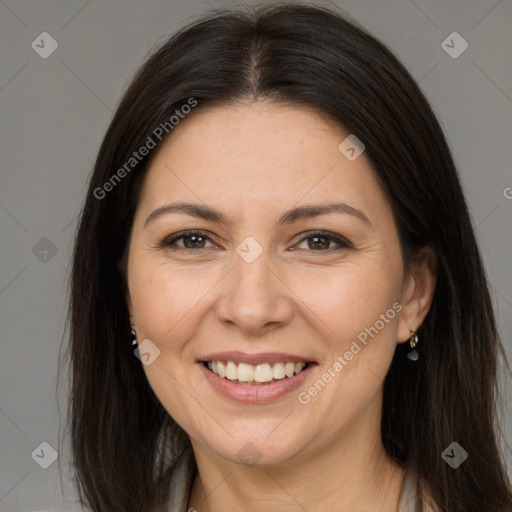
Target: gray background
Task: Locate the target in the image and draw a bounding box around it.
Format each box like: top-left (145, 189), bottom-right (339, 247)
top-left (0, 0), bottom-right (511, 510)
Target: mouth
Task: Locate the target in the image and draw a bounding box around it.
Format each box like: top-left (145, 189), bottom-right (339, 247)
top-left (196, 352), bottom-right (318, 403)
top-left (202, 360), bottom-right (312, 385)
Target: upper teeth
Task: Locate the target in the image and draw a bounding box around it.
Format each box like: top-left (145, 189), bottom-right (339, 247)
top-left (207, 361), bottom-right (307, 383)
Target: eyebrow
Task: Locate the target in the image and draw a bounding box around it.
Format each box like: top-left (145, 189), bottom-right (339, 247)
top-left (144, 201), bottom-right (371, 229)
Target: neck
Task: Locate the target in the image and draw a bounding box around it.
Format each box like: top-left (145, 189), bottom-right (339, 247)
top-left (188, 402), bottom-right (406, 512)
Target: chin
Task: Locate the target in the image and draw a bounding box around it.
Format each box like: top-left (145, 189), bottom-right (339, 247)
top-left (194, 426), bottom-right (311, 467)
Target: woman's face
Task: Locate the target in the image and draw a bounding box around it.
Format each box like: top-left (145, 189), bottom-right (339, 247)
top-left (126, 101), bottom-right (427, 466)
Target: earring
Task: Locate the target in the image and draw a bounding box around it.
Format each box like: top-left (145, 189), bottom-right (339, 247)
top-left (130, 328), bottom-right (137, 346)
top-left (407, 329), bottom-right (419, 361)
top-left (409, 330), bottom-right (418, 348)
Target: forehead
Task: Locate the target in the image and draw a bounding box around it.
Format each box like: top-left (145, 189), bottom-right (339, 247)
top-left (151, 101), bottom-right (345, 170)
top-left (136, 102), bottom-right (391, 228)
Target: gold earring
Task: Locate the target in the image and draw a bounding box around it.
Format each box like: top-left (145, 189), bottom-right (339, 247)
top-left (407, 329), bottom-right (419, 361)
top-left (409, 330), bottom-right (418, 348)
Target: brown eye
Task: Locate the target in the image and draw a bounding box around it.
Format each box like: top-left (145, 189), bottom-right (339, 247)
top-left (306, 235), bottom-right (331, 250)
top-left (162, 230), bottom-right (215, 251)
top-left (180, 234), bottom-right (207, 249)
top-left (161, 230), bottom-right (352, 254)
top-left (295, 231), bottom-right (352, 252)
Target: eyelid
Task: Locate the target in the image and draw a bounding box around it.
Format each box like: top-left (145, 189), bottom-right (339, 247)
top-left (161, 229), bottom-right (354, 252)
top-left (293, 230), bottom-right (354, 250)
top-left (161, 230), bottom-right (217, 249)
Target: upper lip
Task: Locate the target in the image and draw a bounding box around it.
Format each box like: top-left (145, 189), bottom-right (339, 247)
top-left (197, 351), bottom-right (316, 365)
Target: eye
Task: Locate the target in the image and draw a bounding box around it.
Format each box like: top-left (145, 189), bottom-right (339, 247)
top-left (160, 230), bottom-right (353, 253)
top-left (161, 230), bottom-right (216, 251)
top-left (294, 231), bottom-right (353, 252)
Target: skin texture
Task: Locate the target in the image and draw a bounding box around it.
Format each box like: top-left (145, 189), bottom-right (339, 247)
top-left (126, 101), bottom-right (436, 511)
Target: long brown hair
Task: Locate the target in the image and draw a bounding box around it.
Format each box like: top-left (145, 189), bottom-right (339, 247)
top-left (60, 3), bottom-right (512, 510)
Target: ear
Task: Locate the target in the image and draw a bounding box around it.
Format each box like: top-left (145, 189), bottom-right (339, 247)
top-left (397, 246), bottom-right (437, 343)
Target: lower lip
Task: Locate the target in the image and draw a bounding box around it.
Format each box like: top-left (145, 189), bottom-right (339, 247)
top-left (198, 362), bottom-right (316, 404)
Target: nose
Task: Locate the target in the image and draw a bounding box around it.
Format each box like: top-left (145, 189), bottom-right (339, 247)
top-left (215, 249), bottom-right (294, 337)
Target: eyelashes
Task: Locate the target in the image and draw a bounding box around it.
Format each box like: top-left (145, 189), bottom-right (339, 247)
top-left (160, 230), bottom-right (354, 254)
top-left (161, 230), bottom-right (214, 251)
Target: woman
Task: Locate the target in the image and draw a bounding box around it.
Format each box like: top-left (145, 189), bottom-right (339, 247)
top-left (65, 3), bottom-right (512, 511)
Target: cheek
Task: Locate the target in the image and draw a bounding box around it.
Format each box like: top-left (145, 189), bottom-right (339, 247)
top-left (291, 258), bottom-right (402, 346)
top-left (128, 253), bottom-right (219, 349)
top-left (293, 266), bottom-right (402, 436)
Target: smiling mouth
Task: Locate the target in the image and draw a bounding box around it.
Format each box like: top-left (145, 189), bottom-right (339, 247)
top-left (203, 360), bottom-right (312, 385)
